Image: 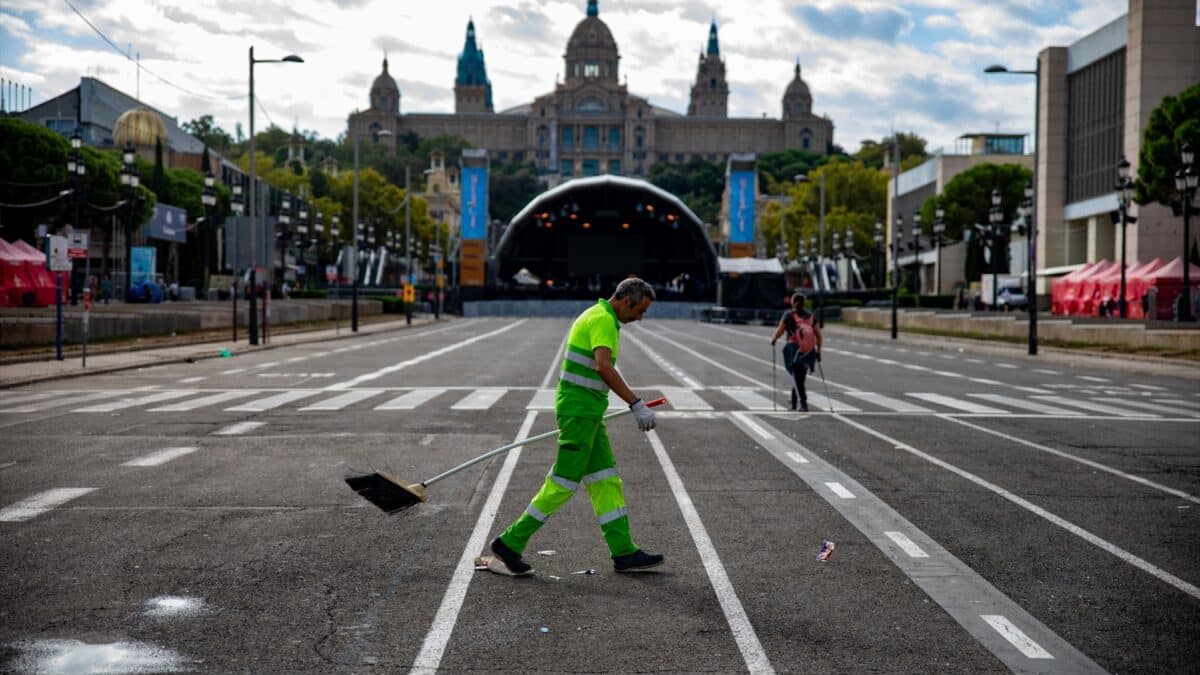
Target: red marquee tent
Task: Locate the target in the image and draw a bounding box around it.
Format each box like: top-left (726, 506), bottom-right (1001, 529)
top-left (1051, 262), bottom-right (1098, 314)
top-left (0, 239), bottom-right (56, 307)
top-left (1146, 257), bottom-right (1200, 319)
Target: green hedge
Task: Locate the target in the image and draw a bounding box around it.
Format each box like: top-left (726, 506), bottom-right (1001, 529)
top-left (289, 289), bottom-right (328, 299)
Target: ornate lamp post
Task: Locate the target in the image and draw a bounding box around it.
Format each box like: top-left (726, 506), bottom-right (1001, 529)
top-left (891, 213), bottom-right (902, 338)
top-left (933, 205), bottom-right (946, 295)
top-left (910, 209), bottom-right (924, 294)
top-left (1114, 159), bottom-right (1136, 318)
top-left (201, 170), bottom-right (216, 295)
top-left (987, 187), bottom-right (1004, 310)
top-left (1175, 142), bottom-right (1197, 321)
top-left (873, 220), bottom-right (884, 289)
top-left (230, 181), bottom-right (243, 341)
top-left (119, 142), bottom-right (138, 302)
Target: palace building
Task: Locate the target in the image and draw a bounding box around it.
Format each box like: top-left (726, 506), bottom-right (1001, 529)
top-left (348, 0), bottom-right (834, 187)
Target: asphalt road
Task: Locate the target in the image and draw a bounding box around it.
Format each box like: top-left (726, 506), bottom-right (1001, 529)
top-left (0, 317), bottom-right (1197, 673)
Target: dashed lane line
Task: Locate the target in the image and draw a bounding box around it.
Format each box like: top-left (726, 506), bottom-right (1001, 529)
top-left (212, 421), bottom-right (265, 436)
top-left (835, 413), bottom-right (1200, 602)
top-left (0, 488), bottom-right (97, 522)
top-left (728, 412), bottom-right (1104, 673)
top-left (121, 446), bottom-right (198, 467)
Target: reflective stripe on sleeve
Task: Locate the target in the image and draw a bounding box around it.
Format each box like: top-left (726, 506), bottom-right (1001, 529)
top-left (564, 350), bottom-right (596, 369)
top-left (582, 468), bottom-right (619, 485)
top-left (525, 504), bottom-right (549, 523)
top-left (597, 506), bottom-right (629, 525)
top-left (561, 371), bottom-right (607, 391)
top-left (549, 474), bottom-right (580, 491)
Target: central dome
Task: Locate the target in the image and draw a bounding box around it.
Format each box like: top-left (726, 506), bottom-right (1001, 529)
top-left (113, 107), bottom-right (167, 148)
top-left (564, 1), bottom-right (619, 83)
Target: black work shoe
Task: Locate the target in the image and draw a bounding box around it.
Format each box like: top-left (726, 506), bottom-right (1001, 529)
top-left (490, 537), bottom-right (532, 575)
top-left (613, 549), bottom-right (664, 572)
top-left (798, 405), bottom-right (809, 412)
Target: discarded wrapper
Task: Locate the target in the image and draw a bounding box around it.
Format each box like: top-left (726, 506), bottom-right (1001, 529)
top-left (537, 550), bottom-right (557, 556)
top-left (817, 540), bottom-right (835, 562)
top-left (572, 568), bottom-right (598, 575)
top-left (473, 556), bottom-right (491, 571)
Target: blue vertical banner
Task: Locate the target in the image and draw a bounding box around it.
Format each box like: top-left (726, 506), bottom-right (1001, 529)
top-left (460, 166), bottom-right (488, 240)
top-left (728, 170), bottom-right (755, 244)
top-left (131, 246), bottom-right (156, 285)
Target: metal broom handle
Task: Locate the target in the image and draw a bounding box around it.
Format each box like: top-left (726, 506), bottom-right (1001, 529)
top-left (421, 397), bottom-right (668, 487)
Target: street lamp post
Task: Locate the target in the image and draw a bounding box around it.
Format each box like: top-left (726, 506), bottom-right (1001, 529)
top-left (910, 210), bottom-right (923, 294)
top-left (892, 213), bottom-right (902, 338)
top-left (1115, 158), bottom-right (1135, 318)
top-left (873, 220), bottom-right (884, 289)
top-left (230, 181), bottom-right (243, 341)
top-left (67, 131), bottom-right (86, 310)
top-left (405, 163), bottom-right (413, 326)
top-left (351, 126), bottom-right (393, 331)
top-left (248, 46), bottom-right (303, 345)
top-left (933, 205), bottom-right (946, 295)
top-left (201, 170), bottom-right (216, 297)
top-left (120, 142), bottom-right (138, 301)
top-left (796, 172), bottom-right (826, 326)
top-left (1175, 142), bottom-right (1197, 322)
top-left (985, 62), bottom-right (1040, 353)
top-left (988, 187), bottom-right (1004, 310)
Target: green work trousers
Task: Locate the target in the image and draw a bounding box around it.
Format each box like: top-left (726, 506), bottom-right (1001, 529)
top-left (498, 415), bottom-right (637, 557)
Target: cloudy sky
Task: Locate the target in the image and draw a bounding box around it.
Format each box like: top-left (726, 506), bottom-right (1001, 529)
top-left (1, 0), bottom-right (1142, 154)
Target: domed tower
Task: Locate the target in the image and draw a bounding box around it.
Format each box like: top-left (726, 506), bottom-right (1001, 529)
top-left (564, 0), bottom-right (619, 85)
top-left (688, 19), bottom-right (728, 117)
top-left (370, 56), bottom-right (401, 114)
top-left (455, 18), bottom-right (494, 113)
top-left (782, 61), bottom-right (813, 119)
top-left (113, 106), bottom-right (168, 162)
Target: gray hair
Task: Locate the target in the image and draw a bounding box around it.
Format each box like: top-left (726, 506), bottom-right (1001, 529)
top-left (612, 277), bottom-right (656, 303)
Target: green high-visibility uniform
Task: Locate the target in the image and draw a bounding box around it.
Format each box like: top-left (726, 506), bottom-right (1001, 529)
top-left (498, 298), bottom-right (638, 557)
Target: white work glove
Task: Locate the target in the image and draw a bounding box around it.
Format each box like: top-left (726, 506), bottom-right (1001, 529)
top-left (629, 398), bottom-right (656, 432)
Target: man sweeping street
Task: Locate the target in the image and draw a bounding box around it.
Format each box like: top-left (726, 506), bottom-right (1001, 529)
top-left (490, 277), bottom-right (664, 576)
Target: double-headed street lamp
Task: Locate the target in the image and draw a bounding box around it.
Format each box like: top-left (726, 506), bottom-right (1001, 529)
top-left (932, 205), bottom-right (946, 294)
top-left (1115, 158), bottom-right (1137, 318)
top-left (201, 170), bottom-right (217, 293)
top-left (118, 141), bottom-right (139, 301)
top-left (873, 220), bottom-right (885, 288)
top-left (66, 130), bottom-right (87, 306)
top-left (892, 213), bottom-right (902, 338)
top-left (248, 46), bottom-right (303, 345)
top-left (351, 126), bottom-right (393, 331)
top-left (1175, 142), bottom-right (1197, 321)
top-left (230, 181), bottom-right (244, 342)
top-left (985, 187), bottom-right (1006, 310)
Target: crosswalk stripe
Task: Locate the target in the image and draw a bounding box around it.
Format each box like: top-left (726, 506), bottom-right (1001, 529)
top-left (969, 394), bottom-right (1083, 415)
top-left (375, 389), bottom-right (445, 410)
top-left (0, 487), bottom-right (97, 522)
top-left (1154, 398), bottom-right (1200, 410)
top-left (1032, 396), bottom-right (1154, 418)
top-left (659, 387), bottom-right (712, 411)
top-left (718, 388), bottom-right (774, 411)
top-left (213, 421), bottom-right (265, 436)
top-left (806, 390), bottom-right (860, 412)
top-left (844, 392), bottom-right (934, 413)
top-left (1130, 384), bottom-right (1167, 391)
top-left (75, 390), bottom-right (198, 412)
top-left (226, 390), bottom-right (321, 412)
top-left (150, 390), bottom-right (263, 412)
top-left (451, 388), bottom-right (507, 410)
top-left (907, 393), bottom-right (1004, 414)
top-left (1095, 398), bottom-right (1199, 417)
top-left (121, 446), bottom-right (198, 467)
top-left (526, 388), bottom-right (556, 410)
top-left (3, 390), bottom-right (115, 413)
top-left (299, 389), bottom-right (385, 411)
top-left (0, 391), bottom-right (60, 407)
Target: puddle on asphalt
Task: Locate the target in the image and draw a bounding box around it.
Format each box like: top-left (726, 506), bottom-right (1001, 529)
top-left (142, 595), bottom-right (208, 618)
top-left (6, 639), bottom-right (192, 673)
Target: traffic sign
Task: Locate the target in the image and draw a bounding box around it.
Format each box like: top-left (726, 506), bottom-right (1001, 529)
top-left (46, 235), bottom-right (72, 272)
top-left (67, 230), bottom-right (89, 259)
top-left (403, 283), bottom-right (416, 303)
top-left (325, 265), bottom-right (337, 282)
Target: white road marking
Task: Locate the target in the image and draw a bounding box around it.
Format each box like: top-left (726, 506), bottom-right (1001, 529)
top-left (1033, 396), bottom-right (1155, 418)
top-left (1130, 383), bottom-right (1167, 391)
top-left (1097, 398), bottom-right (1199, 417)
top-left (150, 390), bottom-right (262, 412)
top-left (451, 388), bottom-right (507, 410)
top-left (1033, 368), bottom-right (1061, 375)
top-left (806, 390), bottom-right (860, 412)
top-left (993, 363), bottom-right (1018, 369)
top-left (658, 387), bottom-right (712, 411)
top-left (981, 615), bottom-right (1054, 659)
top-left (419, 434), bottom-right (435, 446)
top-left (969, 394), bottom-right (1083, 415)
top-left (410, 411), bottom-right (538, 675)
top-left (625, 329), bottom-right (704, 390)
top-left (179, 376), bottom-right (207, 383)
top-left (785, 451), bottom-right (809, 464)
top-left (375, 389), bottom-right (445, 410)
top-left (719, 388), bottom-right (774, 411)
top-left (646, 431), bottom-right (773, 674)
top-left (844, 392), bottom-right (933, 413)
top-left (907, 393), bottom-right (1004, 414)
top-left (122, 447), bottom-right (198, 467)
top-left (731, 412), bottom-right (774, 440)
top-left (969, 377), bottom-right (1004, 386)
top-left (0, 391), bottom-right (60, 407)
top-left (300, 389), bottom-right (385, 411)
top-left (75, 390), bottom-right (198, 412)
top-left (226, 390), bottom-right (321, 411)
top-left (884, 531), bottom-right (929, 558)
top-left (1155, 398), bottom-right (1200, 410)
top-left (525, 388), bottom-right (556, 410)
top-left (966, 358), bottom-right (984, 364)
top-left (939, 416), bottom-right (1198, 504)
top-left (212, 421), bottom-right (265, 436)
top-left (838, 414), bottom-right (1200, 601)
top-left (0, 488), bottom-right (97, 522)
top-left (938, 354), bottom-right (956, 360)
top-left (1077, 375), bottom-right (1109, 382)
top-left (2, 390), bottom-right (115, 413)
top-left (285, 356), bottom-right (306, 363)
top-left (330, 321), bottom-right (526, 390)
top-left (220, 368), bottom-right (246, 375)
top-left (825, 481), bottom-right (855, 499)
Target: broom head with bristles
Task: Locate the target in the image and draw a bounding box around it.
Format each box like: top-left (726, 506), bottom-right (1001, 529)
top-left (345, 470), bottom-right (427, 514)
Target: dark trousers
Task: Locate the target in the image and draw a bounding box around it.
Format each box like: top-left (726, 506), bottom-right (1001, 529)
top-left (782, 345), bottom-right (816, 409)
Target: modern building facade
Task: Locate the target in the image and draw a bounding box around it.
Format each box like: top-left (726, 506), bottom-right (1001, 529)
top-left (1036, 0), bottom-right (1200, 289)
top-left (348, 0), bottom-right (834, 187)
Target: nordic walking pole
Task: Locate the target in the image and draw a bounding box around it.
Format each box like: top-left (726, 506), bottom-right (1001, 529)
top-left (771, 343), bottom-right (777, 411)
top-left (817, 358), bottom-right (833, 413)
top-left (348, 397), bottom-right (669, 514)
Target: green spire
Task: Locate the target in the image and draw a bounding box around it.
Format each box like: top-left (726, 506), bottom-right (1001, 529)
top-left (707, 19), bottom-right (719, 56)
top-left (587, 0), bottom-right (598, 17)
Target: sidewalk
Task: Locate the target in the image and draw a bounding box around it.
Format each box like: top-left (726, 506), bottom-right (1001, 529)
top-left (0, 316), bottom-right (446, 389)
top-left (824, 323), bottom-right (1200, 380)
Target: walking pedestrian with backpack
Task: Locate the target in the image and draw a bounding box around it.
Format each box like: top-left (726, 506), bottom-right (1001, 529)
top-left (770, 293), bottom-right (823, 412)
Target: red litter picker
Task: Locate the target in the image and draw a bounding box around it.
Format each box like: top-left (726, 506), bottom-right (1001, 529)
top-left (346, 397), bottom-right (668, 514)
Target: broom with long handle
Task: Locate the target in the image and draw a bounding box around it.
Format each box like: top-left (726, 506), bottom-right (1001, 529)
top-left (346, 397), bottom-right (668, 514)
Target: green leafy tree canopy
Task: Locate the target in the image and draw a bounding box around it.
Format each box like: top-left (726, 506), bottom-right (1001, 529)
top-left (1136, 82), bottom-right (1200, 207)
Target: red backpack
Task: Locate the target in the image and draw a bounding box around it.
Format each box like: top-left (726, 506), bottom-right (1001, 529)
top-left (788, 311), bottom-right (817, 353)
